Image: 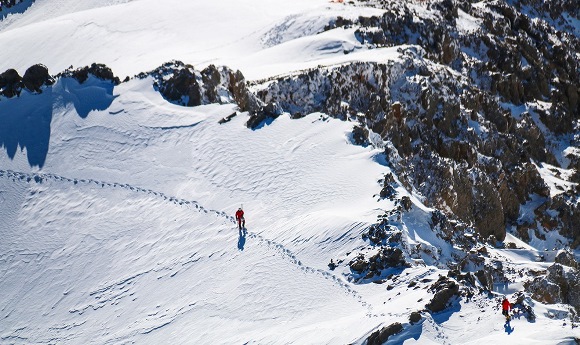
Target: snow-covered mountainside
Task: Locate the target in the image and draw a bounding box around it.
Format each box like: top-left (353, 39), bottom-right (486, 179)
top-left (1, 0), bottom-right (579, 344)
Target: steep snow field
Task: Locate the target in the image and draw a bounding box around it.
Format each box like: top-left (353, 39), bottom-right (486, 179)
top-left (1, 1), bottom-right (579, 344)
top-left (0, 0), bottom-right (386, 80)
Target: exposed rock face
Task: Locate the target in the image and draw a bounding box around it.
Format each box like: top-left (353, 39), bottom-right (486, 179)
top-left (510, 291), bottom-right (536, 322)
top-left (349, 246), bottom-right (408, 281)
top-left (555, 250), bottom-right (579, 269)
top-left (0, 68), bottom-right (22, 98)
top-left (148, 61), bottom-right (260, 115)
top-left (1, 63), bottom-right (119, 100)
top-left (245, 101), bottom-right (282, 129)
top-left (22, 64), bottom-right (54, 93)
top-left (526, 263), bottom-right (580, 313)
top-left (252, 0), bottom-right (579, 248)
top-left (425, 276), bottom-right (460, 313)
top-left (409, 312), bottom-right (422, 324)
top-left (366, 322), bottom-right (403, 345)
top-left (475, 269), bottom-right (493, 291)
top-left (60, 63), bottom-right (120, 85)
top-left (158, 67), bottom-right (202, 106)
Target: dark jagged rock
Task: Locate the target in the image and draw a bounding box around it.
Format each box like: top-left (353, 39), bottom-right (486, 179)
top-left (252, 0), bottom-right (580, 249)
top-left (510, 291), bottom-right (537, 322)
top-left (218, 112), bottom-right (237, 125)
top-left (352, 125), bottom-right (369, 146)
top-left (245, 102), bottom-right (282, 129)
top-left (475, 269), bottom-right (493, 291)
top-left (159, 67), bottom-right (202, 106)
top-left (555, 250), bottom-right (579, 269)
top-left (400, 196), bottom-right (412, 211)
top-left (409, 311), bottom-right (422, 324)
top-left (349, 256), bottom-right (368, 273)
top-left (65, 63), bottom-right (120, 85)
top-left (349, 246), bottom-right (408, 280)
top-left (0, 0), bottom-right (28, 10)
top-left (149, 61), bottom-right (260, 116)
top-left (366, 322), bottom-right (403, 345)
top-left (22, 64), bottom-right (54, 93)
top-left (426, 276), bottom-right (460, 313)
top-left (0, 68), bottom-right (23, 98)
top-left (525, 263), bottom-right (580, 313)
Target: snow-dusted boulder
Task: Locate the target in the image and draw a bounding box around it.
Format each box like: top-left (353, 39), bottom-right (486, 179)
top-left (149, 61), bottom-right (259, 114)
top-left (425, 276), bottom-right (460, 313)
top-left (366, 322), bottom-right (403, 345)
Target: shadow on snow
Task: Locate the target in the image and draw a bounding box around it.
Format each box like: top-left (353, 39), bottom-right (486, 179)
top-left (238, 228), bottom-right (247, 250)
top-left (0, 76), bottom-right (116, 168)
top-left (0, 0), bottom-right (35, 21)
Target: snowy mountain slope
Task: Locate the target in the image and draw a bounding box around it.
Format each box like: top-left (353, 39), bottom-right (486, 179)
top-left (0, 170), bottom-right (372, 344)
top-left (0, 0), bottom-right (133, 31)
top-left (0, 0), bottom-right (384, 80)
top-left (1, 0), bottom-right (580, 344)
top-left (0, 76), bottom-right (384, 344)
top-left (1, 73), bottom-right (578, 345)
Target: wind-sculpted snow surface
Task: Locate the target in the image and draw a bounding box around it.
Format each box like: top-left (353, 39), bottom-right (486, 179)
top-left (1, 0), bottom-right (580, 343)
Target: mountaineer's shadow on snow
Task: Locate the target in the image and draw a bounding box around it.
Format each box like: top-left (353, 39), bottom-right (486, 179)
top-left (504, 321), bottom-right (514, 334)
top-left (238, 228), bottom-right (247, 250)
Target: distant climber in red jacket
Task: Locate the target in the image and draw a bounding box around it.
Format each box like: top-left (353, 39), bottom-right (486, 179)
top-left (235, 207), bottom-right (245, 230)
top-left (502, 296), bottom-right (512, 321)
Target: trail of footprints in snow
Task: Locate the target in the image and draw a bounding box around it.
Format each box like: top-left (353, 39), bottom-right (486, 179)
top-left (0, 169), bottom-right (232, 221)
top-left (0, 169), bottom-right (373, 315)
top-left (247, 231), bottom-right (373, 315)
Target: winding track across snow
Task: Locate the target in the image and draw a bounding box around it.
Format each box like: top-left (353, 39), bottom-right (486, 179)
top-left (0, 168), bottom-right (373, 315)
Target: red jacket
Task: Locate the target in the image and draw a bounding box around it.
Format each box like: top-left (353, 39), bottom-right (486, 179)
top-left (235, 209), bottom-right (244, 220)
top-left (502, 299), bottom-right (511, 311)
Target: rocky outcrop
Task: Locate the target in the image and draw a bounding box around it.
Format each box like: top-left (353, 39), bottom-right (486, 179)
top-left (425, 276), bottom-right (460, 313)
top-left (555, 250), bottom-right (579, 269)
top-left (349, 246), bottom-right (408, 281)
top-left (525, 263), bottom-right (580, 313)
top-left (511, 291), bottom-right (537, 322)
top-left (22, 64), bottom-right (54, 93)
top-left (0, 64), bottom-right (54, 97)
top-left (0, 68), bottom-right (22, 98)
top-left (409, 311), bottom-right (422, 324)
top-left (252, 0), bottom-right (579, 249)
top-left (0, 0), bottom-right (28, 10)
top-left (366, 322), bottom-right (403, 345)
top-left (58, 63), bottom-right (120, 85)
top-left (148, 61), bottom-right (260, 115)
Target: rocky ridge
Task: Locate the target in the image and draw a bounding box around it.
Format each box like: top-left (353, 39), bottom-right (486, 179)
top-left (248, 0), bottom-right (580, 320)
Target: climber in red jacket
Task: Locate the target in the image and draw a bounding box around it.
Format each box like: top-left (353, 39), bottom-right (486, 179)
top-left (235, 207), bottom-right (245, 230)
top-left (502, 296), bottom-right (512, 321)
